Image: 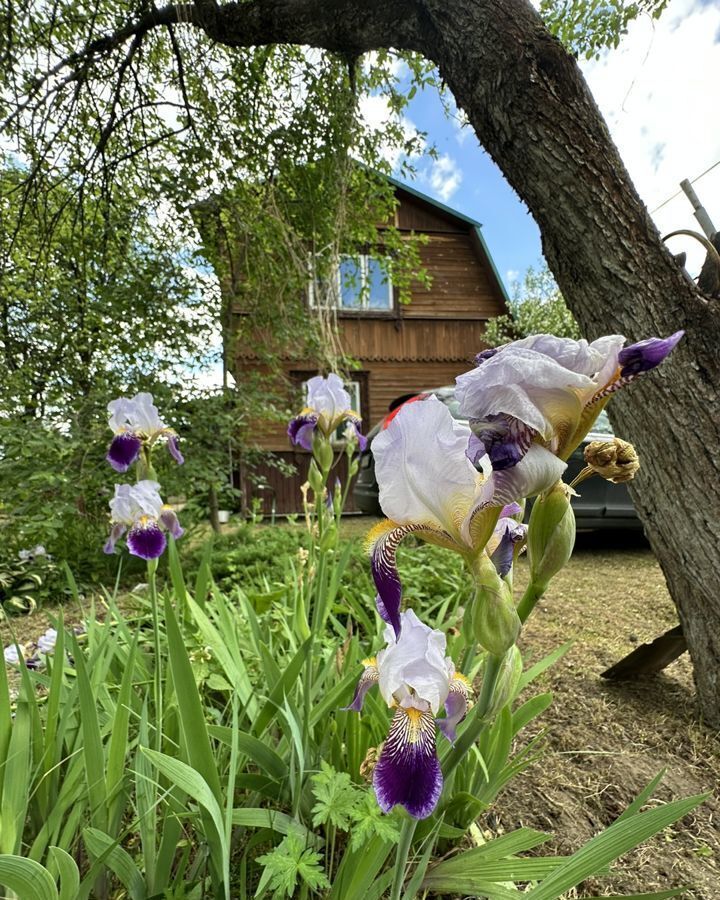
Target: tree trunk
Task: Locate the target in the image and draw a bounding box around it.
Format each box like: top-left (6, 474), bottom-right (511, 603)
top-left (58, 0), bottom-right (720, 723)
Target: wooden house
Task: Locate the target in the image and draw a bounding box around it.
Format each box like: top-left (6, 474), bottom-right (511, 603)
top-left (203, 177), bottom-right (510, 514)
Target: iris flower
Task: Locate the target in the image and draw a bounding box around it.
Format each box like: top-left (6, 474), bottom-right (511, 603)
top-left (288, 374), bottom-right (366, 451)
top-left (367, 397), bottom-right (565, 637)
top-left (456, 332), bottom-right (683, 471)
top-left (107, 392), bottom-right (184, 473)
top-left (347, 609), bottom-right (471, 819)
top-left (103, 480), bottom-right (183, 560)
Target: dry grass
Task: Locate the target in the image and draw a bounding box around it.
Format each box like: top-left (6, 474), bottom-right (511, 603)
top-left (498, 531), bottom-right (720, 898)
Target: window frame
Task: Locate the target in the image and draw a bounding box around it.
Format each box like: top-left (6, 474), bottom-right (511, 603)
top-left (308, 253), bottom-right (394, 312)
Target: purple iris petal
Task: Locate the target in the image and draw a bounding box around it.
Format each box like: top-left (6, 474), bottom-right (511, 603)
top-left (490, 525), bottom-right (520, 578)
top-left (474, 347), bottom-right (500, 365)
top-left (159, 507), bottom-right (184, 540)
top-left (342, 663), bottom-right (379, 712)
top-left (167, 433), bottom-right (184, 465)
top-left (127, 520), bottom-right (167, 559)
top-left (375, 593), bottom-right (391, 624)
top-left (106, 432), bottom-right (142, 472)
top-left (103, 523), bottom-right (127, 555)
top-left (501, 502), bottom-right (523, 518)
top-left (465, 432), bottom-right (487, 467)
top-left (354, 423), bottom-right (368, 452)
top-left (373, 706), bottom-right (442, 819)
top-left (288, 413), bottom-right (317, 451)
top-left (436, 684), bottom-right (469, 744)
top-left (370, 531), bottom-right (407, 639)
top-left (618, 330), bottom-right (684, 378)
top-left (469, 414), bottom-right (534, 471)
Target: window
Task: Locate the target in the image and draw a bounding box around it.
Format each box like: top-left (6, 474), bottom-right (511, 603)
top-left (310, 254), bottom-right (393, 311)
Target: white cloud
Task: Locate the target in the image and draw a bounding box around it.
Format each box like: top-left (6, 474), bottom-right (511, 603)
top-left (506, 269), bottom-right (520, 285)
top-left (582, 0), bottom-right (720, 275)
top-left (357, 94), bottom-right (423, 168)
top-left (426, 154), bottom-right (463, 202)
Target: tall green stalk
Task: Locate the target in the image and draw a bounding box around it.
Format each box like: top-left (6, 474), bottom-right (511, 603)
top-left (147, 558), bottom-right (162, 752)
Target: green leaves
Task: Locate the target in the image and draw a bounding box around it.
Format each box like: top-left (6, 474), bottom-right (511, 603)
top-left (311, 760), bottom-right (358, 830)
top-left (256, 833), bottom-right (330, 899)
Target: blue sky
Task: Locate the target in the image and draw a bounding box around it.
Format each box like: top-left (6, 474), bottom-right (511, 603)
top-left (372, 0), bottom-right (720, 294)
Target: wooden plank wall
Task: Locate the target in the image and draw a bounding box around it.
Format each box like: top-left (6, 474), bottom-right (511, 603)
top-left (243, 450), bottom-right (359, 516)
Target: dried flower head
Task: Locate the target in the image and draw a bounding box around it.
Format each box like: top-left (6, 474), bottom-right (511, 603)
top-left (584, 438), bottom-right (640, 483)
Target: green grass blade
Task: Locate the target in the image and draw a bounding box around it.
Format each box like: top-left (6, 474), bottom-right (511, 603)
top-left (0, 640), bottom-right (13, 811)
top-left (193, 537), bottom-right (215, 608)
top-left (83, 827), bottom-right (146, 900)
top-left (47, 847), bottom-right (80, 900)
top-left (251, 637), bottom-right (311, 737)
top-left (134, 705), bottom-right (157, 892)
top-left (140, 747), bottom-right (229, 898)
top-left (0, 855), bottom-right (59, 900)
top-left (527, 794), bottom-right (708, 900)
top-left (163, 595), bottom-right (222, 803)
top-left (518, 642), bottom-right (573, 692)
top-left (423, 856), bottom-right (567, 891)
top-left (231, 808), bottom-right (319, 845)
top-left (207, 726), bottom-right (287, 781)
top-left (72, 633), bottom-right (108, 833)
top-left (582, 891), bottom-right (688, 900)
top-left (106, 637), bottom-right (138, 836)
top-left (167, 535), bottom-right (188, 611)
top-left (614, 770), bottom-right (667, 825)
top-left (0, 696), bottom-right (31, 854)
top-left (512, 692), bottom-right (553, 734)
top-left (186, 595), bottom-right (257, 715)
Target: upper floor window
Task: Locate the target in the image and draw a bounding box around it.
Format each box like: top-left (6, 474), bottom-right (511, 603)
top-left (310, 254), bottom-right (393, 311)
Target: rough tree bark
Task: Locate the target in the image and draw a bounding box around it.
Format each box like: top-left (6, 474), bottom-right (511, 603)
top-left (25, 0), bottom-right (720, 724)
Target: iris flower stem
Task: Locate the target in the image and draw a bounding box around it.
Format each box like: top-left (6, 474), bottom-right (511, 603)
top-left (390, 816), bottom-right (417, 900)
top-left (147, 559), bottom-right (162, 752)
top-left (440, 651), bottom-right (504, 779)
top-left (516, 581), bottom-right (546, 624)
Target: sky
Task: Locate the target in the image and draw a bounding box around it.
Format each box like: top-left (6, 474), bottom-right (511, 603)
top-left (371, 0), bottom-right (720, 293)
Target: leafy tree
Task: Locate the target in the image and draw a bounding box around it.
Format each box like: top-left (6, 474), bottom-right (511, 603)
top-left (484, 265), bottom-right (580, 346)
top-left (2, 0), bottom-right (719, 728)
top-left (541, 0), bottom-right (670, 60)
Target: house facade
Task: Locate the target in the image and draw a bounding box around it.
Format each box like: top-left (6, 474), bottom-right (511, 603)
top-left (213, 179), bottom-right (510, 514)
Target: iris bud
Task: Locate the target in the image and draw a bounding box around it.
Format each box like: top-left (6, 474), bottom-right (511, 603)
top-left (313, 432), bottom-right (334, 474)
top-left (471, 554), bottom-right (521, 655)
top-left (527, 481), bottom-right (576, 590)
top-left (486, 645), bottom-right (523, 717)
top-left (307, 460), bottom-right (325, 494)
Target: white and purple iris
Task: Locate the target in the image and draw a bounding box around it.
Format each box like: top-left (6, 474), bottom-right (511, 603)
top-left (366, 397), bottom-right (564, 637)
top-left (347, 609), bottom-right (470, 819)
top-left (288, 374), bottom-right (366, 451)
top-left (456, 332), bottom-right (683, 472)
top-left (103, 480), bottom-right (183, 560)
top-left (106, 392), bottom-right (184, 473)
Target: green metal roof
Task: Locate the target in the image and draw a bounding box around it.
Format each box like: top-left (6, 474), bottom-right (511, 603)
top-left (384, 172), bottom-right (483, 228)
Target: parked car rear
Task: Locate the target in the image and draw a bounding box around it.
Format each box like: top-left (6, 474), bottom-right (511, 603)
top-left (353, 387), bottom-right (641, 529)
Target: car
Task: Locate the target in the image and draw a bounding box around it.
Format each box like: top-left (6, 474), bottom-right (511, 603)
top-left (352, 386), bottom-right (641, 529)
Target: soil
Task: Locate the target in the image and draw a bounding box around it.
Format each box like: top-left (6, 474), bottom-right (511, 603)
top-left (2, 528), bottom-right (718, 898)
top-left (499, 530), bottom-right (720, 899)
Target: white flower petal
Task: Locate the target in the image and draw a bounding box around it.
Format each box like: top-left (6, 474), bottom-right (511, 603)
top-left (377, 610), bottom-right (452, 715)
top-left (129, 393), bottom-right (166, 434)
top-left (305, 374), bottom-right (352, 418)
top-left (372, 396), bottom-right (478, 537)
